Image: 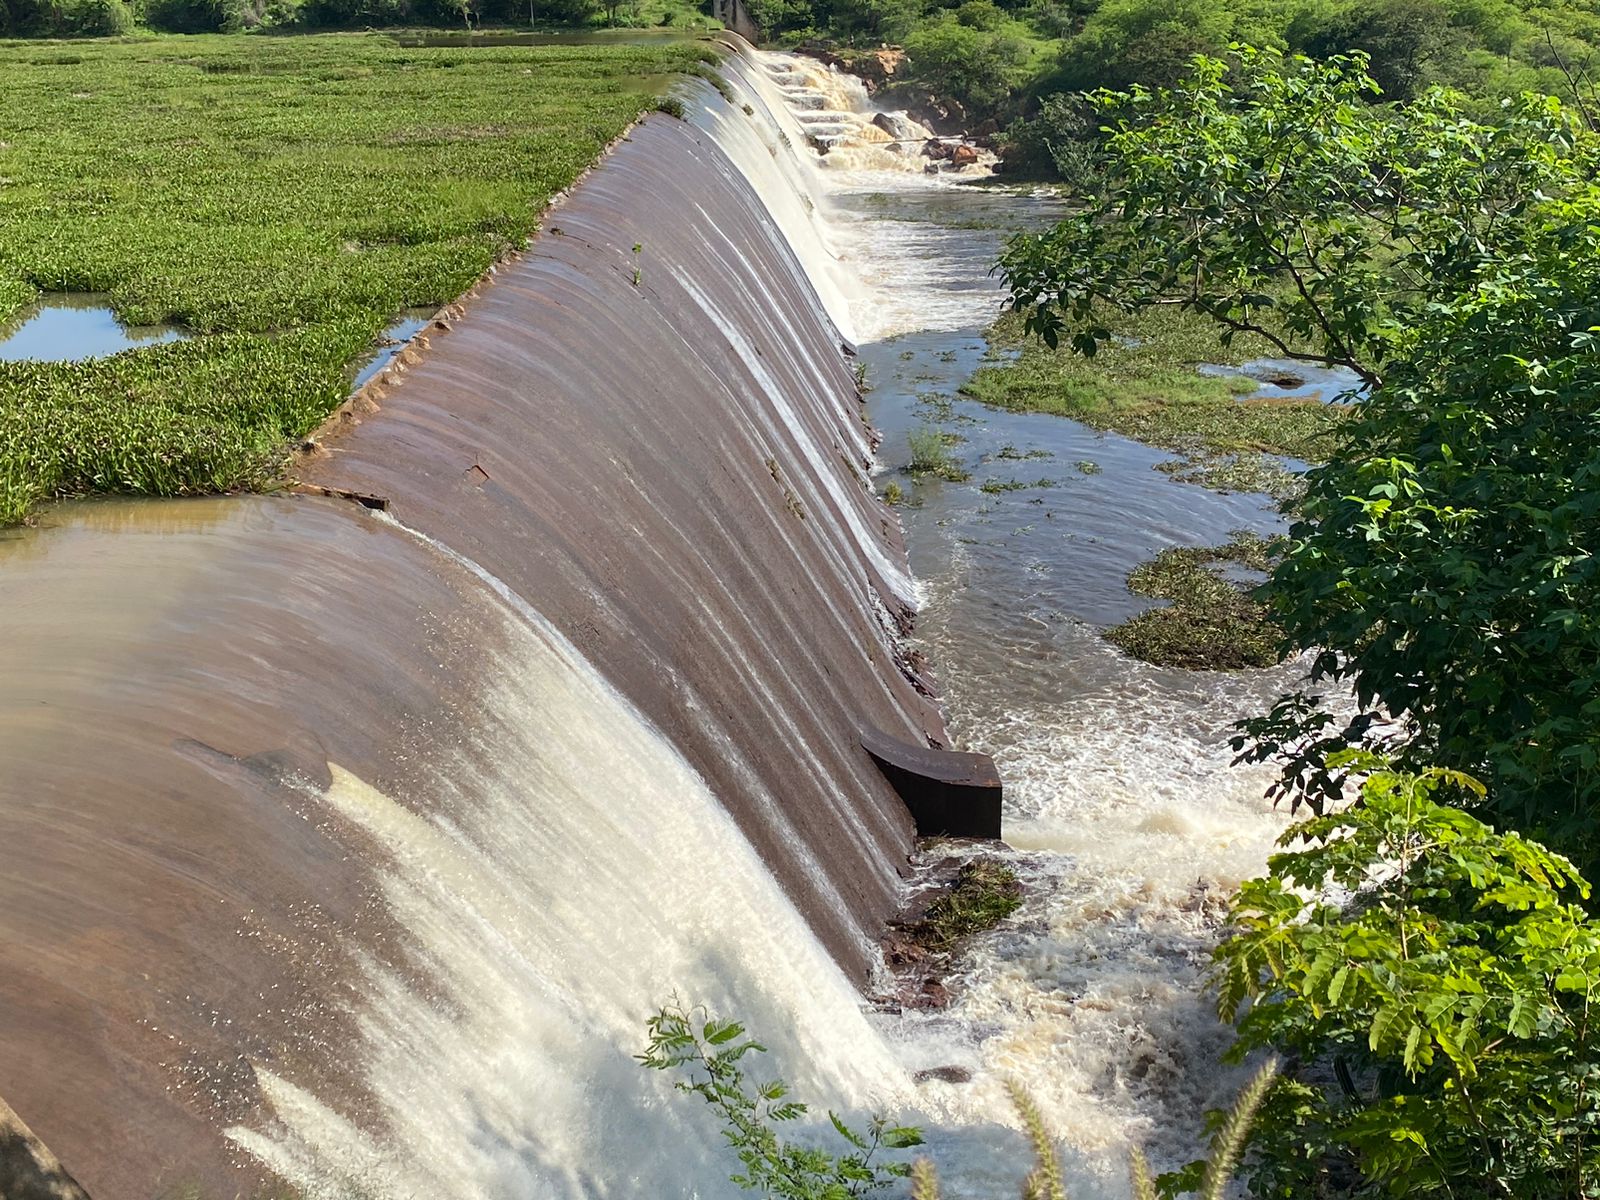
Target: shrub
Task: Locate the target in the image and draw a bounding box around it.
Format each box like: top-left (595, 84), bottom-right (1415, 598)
top-left (60, 0), bottom-right (135, 33)
top-left (1302, 0), bottom-right (1463, 99)
top-left (0, 0), bottom-right (53, 33)
top-left (955, 0), bottom-right (1002, 29)
top-left (1002, 92), bottom-right (1103, 184)
top-left (906, 426), bottom-right (968, 481)
top-left (640, 1001), bottom-right (923, 1197)
top-left (903, 18), bottom-right (1032, 117)
top-left (142, 0), bottom-right (240, 31)
top-left (1210, 758), bottom-right (1600, 1199)
top-left (1057, 0), bottom-right (1232, 91)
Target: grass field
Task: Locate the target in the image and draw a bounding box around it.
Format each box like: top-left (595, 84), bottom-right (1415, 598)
top-left (0, 32), bottom-right (709, 523)
top-left (961, 307), bottom-right (1345, 499)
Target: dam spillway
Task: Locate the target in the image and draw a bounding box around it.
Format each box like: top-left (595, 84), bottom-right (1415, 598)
top-left (0, 47), bottom-right (975, 1199)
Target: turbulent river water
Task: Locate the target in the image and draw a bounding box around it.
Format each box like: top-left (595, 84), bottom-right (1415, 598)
top-left (741, 49), bottom-right (1314, 1195)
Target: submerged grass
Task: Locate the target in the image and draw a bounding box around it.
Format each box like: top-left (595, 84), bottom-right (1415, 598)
top-left (0, 32), bottom-right (710, 523)
top-left (901, 859), bottom-right (1022, 955)
top-left (907, 425), bottom-right (970, 482)
top-left (961, 308), bottom-right (1343, 500)
top-left (1106, 531), bottom-right (1286, 671)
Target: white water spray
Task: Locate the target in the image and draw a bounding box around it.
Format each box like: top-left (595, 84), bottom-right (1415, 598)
top-left (229, 520), bottom-right (912, 1197)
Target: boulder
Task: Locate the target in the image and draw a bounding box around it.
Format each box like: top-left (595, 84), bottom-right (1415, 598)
top-left (805, 46), bottom-right (906, 93)
top-left (871, 109), bottom-right (931, 150)
top-left (950, 144), bottom-right (979, 168)
top-left (913, 1066), bottom-right (974, 1084)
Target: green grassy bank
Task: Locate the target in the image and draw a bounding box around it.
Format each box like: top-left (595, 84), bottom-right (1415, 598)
top-left (962, 307), bottom-right (1344, 500)
top-left (0, 33), bottom-right (708, 524)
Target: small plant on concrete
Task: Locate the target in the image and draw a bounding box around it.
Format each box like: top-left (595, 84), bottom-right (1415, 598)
top-left (899, 859), bottom-right (1022, 954)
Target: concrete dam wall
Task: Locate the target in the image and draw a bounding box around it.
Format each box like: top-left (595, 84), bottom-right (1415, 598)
top-left (0, 52), bottom-right (968, 1199)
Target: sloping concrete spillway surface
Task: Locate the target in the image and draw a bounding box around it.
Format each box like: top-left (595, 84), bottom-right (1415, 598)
top-left (0, 59), bottom-right (953, 1200)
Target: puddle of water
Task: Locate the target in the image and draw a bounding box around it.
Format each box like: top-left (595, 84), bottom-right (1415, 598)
top-left (351, 310), bottom-right (434, 391)
top-left (1198, 357), bottom-right (1365, 403)
top-left (0, 294), bottom-right (187, 363)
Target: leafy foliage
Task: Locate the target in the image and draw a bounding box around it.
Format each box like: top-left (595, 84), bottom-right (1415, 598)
top-left (639, 1001), bottom-right (922, 1199)
top-left (60, 0), bottom-right (135, 34)
top-left (1001, 46), bottom-right (1585, 376)
top-left (1251, 203), bottom-right (1600, 860)
top-left (902, 16), bottom-right (1036, 113)
top-left (645, 1002), bottom-right (1281, 1200)
top-left (1212, 759), bottom-right (1600, 1198)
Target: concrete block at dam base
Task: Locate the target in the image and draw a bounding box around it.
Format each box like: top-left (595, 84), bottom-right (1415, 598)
top-left (860, 725), bottom-right (1003, 840)
top-left (0, 1097), bottom-right (91, 1200)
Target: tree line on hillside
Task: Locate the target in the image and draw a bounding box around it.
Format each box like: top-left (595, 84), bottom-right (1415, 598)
top-left (746, 0), bottom-right (1600, 168)
top-left (0, 0), bottom-right (624, 38)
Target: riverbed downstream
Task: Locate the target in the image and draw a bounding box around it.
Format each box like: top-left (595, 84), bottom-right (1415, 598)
top-left (747, 48), bottom-right (1314, 1193)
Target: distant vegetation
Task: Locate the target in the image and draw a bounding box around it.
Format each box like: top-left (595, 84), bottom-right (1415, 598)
top-left (0, 34), bottom-right (708, 523)
top-left (740, 0), bottom-right (1600, 153)
top-left (0, 0), bottom-right (716, 35)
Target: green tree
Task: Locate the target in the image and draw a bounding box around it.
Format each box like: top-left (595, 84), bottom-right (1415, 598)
top-left (60, 0), bottom-right (134, 32)
top-left (903, 17), bottom-right (1032, 115)
top-left (1211, 758), bottom-right (1600, 1198)
top-left (1000, 47), bottom-right (1600, 860)
top-left (1303, 0), bottom-right (1462, 97)
top-left (1058, 0), bottom-right (1235, 90)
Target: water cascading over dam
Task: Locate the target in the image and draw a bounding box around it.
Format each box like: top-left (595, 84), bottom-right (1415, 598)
top-left (0, 45), bottom-right (982, 1199)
